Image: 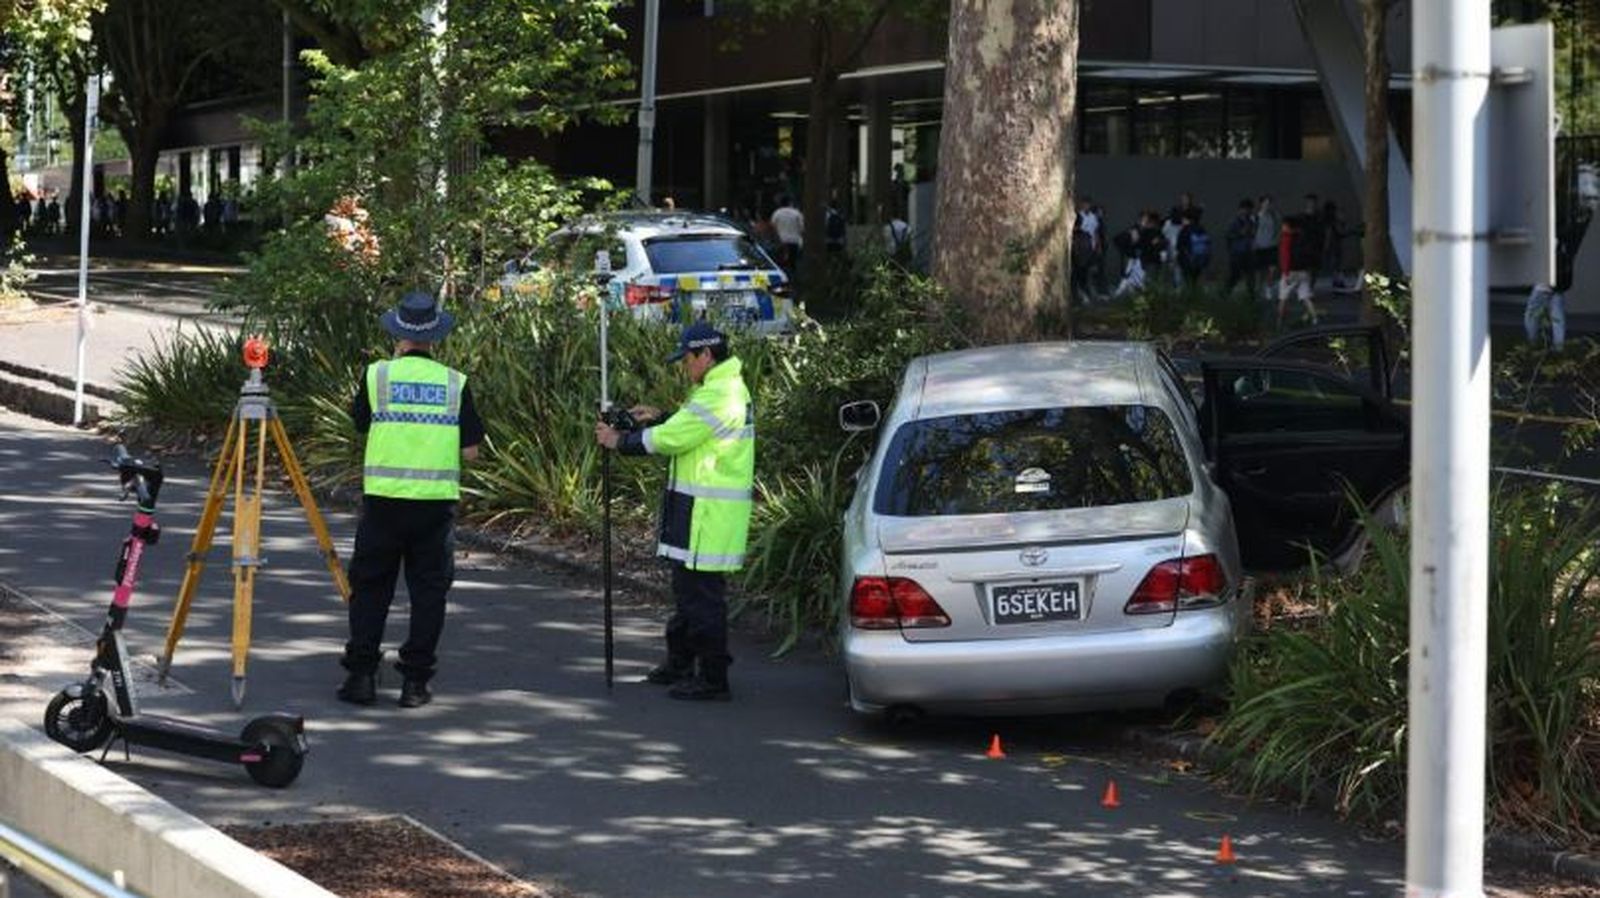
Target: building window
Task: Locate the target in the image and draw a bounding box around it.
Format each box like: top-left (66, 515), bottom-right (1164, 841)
top-left (1179, 92), bottom-right (1224, 158)
top-left (1080, 85), bottom-right (1131, 156)
top-left (1133, 89), bottom-right (1178, 157)
top-left (1300, 93), bottom-right (1341, 162)
top-left (1225, 89), bottom-right (1266, 159)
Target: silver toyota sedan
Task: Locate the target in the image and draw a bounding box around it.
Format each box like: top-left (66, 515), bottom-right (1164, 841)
top-left (839, 332), bottom-right (1407, 718)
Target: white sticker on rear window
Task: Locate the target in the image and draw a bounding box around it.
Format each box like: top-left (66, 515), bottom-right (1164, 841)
top-left (1015, 467), bottom-right (1052, 494)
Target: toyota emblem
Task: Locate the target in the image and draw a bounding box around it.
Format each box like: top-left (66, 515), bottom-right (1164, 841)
top-left (1020, 546), bottom-right (1048, 567)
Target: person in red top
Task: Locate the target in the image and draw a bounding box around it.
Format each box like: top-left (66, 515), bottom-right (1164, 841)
top-left (1277, 214), bottom-right (1320, 329)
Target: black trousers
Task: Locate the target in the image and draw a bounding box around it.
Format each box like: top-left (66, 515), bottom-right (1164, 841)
top-left (342, 496), bottom-right (456, 684)
top-left (666, 563), bottom-right (731, 680)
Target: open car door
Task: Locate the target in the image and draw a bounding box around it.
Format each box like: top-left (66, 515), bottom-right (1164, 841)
top-left (1258, 324), bottom-right (1395, 400)
top-left (1200, 347), bottom-right (1408, 571)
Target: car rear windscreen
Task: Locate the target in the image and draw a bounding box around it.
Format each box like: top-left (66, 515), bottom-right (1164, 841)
top-left (643, 235), bottom-right (768, 274)
top-left (875, 406), bottom-right (1193, 517)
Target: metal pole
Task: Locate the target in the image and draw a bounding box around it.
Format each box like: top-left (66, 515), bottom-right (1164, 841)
top-left (635, 0), bottom-right (661, 205)
top-left (281, 9), bottom-right (293, 176)
top-left (599, 280), bottom-right (615, 691)
top-left (1407, 0), bottom-right (1491, 894)
top-left (72, 75), bottom-right (99, 427)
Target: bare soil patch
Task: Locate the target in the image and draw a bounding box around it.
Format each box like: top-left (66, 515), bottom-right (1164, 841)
top-left (223, 817), bottom-right (566, 898)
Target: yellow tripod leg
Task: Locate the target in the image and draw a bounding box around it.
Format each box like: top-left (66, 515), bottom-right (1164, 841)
top-left (229, 417), bottom-right (267, 708)
top-left (159, 413), bottom-right (241, 682)
top-left (269, 416), bottom-right (351, 603)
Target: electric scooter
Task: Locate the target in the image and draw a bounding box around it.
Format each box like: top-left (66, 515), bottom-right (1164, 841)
top-left (42, 446), bottom-right (308, 788)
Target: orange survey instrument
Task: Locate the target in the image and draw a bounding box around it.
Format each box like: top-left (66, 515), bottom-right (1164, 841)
top-left (242, 335), bottom-right (270, 370)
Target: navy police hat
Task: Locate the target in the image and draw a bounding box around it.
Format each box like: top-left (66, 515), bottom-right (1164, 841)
top-left (666, 321), bottom-right (727, 363)
top-left (380, 290), bottom-right (455, 343)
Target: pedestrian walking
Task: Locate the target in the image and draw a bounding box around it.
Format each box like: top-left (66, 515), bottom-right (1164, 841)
top-left (1254, 195), bottom-right (1281, 298)
top-left (1523, 283), bottom-right (1566, 352)
top-left (1319, 200), bottom-right (1347, 288)
top-left (1277, 213), bottom-right (1321, 329)
top-left (824, 198), bottom-right (847, 254)
top-left (770, 195), bottom-right (803, 273)
top-left (1226, 198), bottom-right (1257, 294)
top-left (1176, 207), bottom-right (1212, 286)
top-left (595, 321), bottom-right (755, 701)
top-left (882, 206), bottom-right (912, 265)
top-left (338, 290), bottom-right (484, 709)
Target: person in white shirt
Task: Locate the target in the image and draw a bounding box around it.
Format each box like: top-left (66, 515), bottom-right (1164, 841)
top-left (881, 204), bottom-right (911, 263)
top-left (769, 196), bottom-right (804, 271)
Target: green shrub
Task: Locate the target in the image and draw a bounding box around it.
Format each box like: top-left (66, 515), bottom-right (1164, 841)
top-left (1214, 487), bottom-right (1600, 839)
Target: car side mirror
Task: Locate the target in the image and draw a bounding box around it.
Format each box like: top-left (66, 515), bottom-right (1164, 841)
top-left (839, 400), bottom-right (881, 433)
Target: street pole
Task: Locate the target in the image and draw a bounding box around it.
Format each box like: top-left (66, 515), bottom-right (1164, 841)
top-left (635, 0), bottom-right (660, 206)
top-left (1408, 0), bottom-right (1491, 894)
top-left (72, 75), bottom-right (99, 428)
top-left (281, 9), bottom-right (293, 177)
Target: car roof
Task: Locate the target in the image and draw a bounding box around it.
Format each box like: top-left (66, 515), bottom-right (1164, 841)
top-left (565, 211), bottom-right (746, 240)
top-left (912, 342), bottom-right (1163, 419)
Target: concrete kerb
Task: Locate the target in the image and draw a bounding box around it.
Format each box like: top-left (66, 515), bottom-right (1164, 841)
top-left (0, 718), bottom-right (337, 898)
top-left (1118, 724), bottom-right (1600, 886)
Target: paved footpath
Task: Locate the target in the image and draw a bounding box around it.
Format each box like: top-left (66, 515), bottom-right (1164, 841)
top-left (0, 407), bottom-right (1568, 898)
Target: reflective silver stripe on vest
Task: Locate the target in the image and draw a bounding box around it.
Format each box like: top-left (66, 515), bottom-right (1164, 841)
top-left (374, 361), bottom-right (391, 413)
top-left (683, 401), bottom-right (724, 432)
top-left (670, 483), bottom-right (753, 501)
top-left (657, 544), bottom-right (745, 567)
top-left (363, 466), bottom-right (460, 483)
top-left (642, 426), bottom-right (657, 454)
top-left (684, 400), bottom-right (751, 440)
top-left (446, 370), bottom-right (463, 416)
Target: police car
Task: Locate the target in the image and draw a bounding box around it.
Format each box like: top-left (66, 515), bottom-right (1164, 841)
top-left (496, 211), bottom-right (795, 333)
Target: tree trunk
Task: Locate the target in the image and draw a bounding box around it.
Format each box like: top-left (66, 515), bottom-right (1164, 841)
top-left (933, 0), bottom-right (1079, 343)
top-left (0, 146), bottom-right (12, 248)
top-left (63, 83), bottom-right (86, 242)
top-left (800, 18), bottom-right (837, 291)
top-left (125, 134), bottom-right (161, 240)
top-left (1360, 0), bottom-right (1392, 325)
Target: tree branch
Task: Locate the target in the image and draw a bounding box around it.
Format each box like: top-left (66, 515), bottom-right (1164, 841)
top-left (838, 0), bottom-right (896, 72)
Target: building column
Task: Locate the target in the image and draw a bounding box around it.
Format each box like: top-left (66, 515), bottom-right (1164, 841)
top-left (867, 85), bottom-right (891, 219)
top-left (702, 95), bottom-right (729, 212)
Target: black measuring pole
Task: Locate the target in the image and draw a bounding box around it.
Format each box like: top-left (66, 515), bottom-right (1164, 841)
top-left (602, 438), bottom-right (615, 690)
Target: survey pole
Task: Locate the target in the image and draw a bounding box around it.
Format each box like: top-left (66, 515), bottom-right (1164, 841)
top-left (1406, 0), bottom-right (1491, 895)
top-left (72, 75), bottom-right (100, 427)
top-left (635, 0), bottom-right (660, 205)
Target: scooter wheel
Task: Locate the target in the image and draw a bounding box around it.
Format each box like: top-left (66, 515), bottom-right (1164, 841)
top-left (240, 717), bottom-right (305, 788)
top-left (44, 689), bottom-right (112, 753)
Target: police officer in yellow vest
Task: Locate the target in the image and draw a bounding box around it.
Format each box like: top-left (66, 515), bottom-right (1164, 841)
top-left (595, 322), bottom-right (754, 701)
top-left (338, 291), bottom-right (484, 709)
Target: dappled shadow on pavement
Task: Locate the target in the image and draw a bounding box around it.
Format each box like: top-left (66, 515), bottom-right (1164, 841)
top-left (0, 413), bottom-right (1456, 898)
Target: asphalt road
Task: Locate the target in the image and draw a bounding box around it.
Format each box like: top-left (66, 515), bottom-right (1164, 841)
top-left (24, 256), bottom-right (242, 324)
top-left (0, 408), bottom-right (1567, 898)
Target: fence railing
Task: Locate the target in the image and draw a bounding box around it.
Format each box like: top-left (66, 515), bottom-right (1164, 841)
top-left (0, 820), bottom-right (144, 898)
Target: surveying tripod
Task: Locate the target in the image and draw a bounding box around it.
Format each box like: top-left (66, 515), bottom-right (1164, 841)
top-left (157, 338), bottom-right (351, 707)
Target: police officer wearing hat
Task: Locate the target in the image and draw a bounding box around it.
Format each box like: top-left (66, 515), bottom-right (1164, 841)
top-left (595, 321), bottom-right (754, 701)
top-left (338, 290), bottom-right (484, 708)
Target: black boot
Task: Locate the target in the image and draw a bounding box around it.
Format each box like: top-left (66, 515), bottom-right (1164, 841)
top-left (337, 671), bottom-right (376, 706)
top-left (668, 660), bottom-right (730, 702)
top-left (643, 658), bottom-right (693, 686)
top-left (398, 679), bottom-right (433, 708)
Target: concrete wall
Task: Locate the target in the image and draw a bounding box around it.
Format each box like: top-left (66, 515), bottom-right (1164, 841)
top-left (1151, 0), bottom-right (1412, 71)
top-left (0, 718), bottom-right (336, 898)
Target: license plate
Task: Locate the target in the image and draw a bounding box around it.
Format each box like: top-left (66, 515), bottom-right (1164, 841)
top-left (990, 581), bottom-right (1082, 625)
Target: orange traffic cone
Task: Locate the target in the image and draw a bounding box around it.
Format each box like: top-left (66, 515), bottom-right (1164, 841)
top-left (1216, 834), bottom-right (1237, 865)
top-left (986, 734), bottom-right (1006, 759)
top-left (1100, 780), bottom-right (1121, 809)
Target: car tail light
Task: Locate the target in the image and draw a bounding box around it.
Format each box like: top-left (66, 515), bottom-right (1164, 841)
top-left (624, 283), bottom-right (674, 306)
top-left (1125, 554), bottom-right (1228, 615)
top-left (850, 577), bottom-right (951, 629)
